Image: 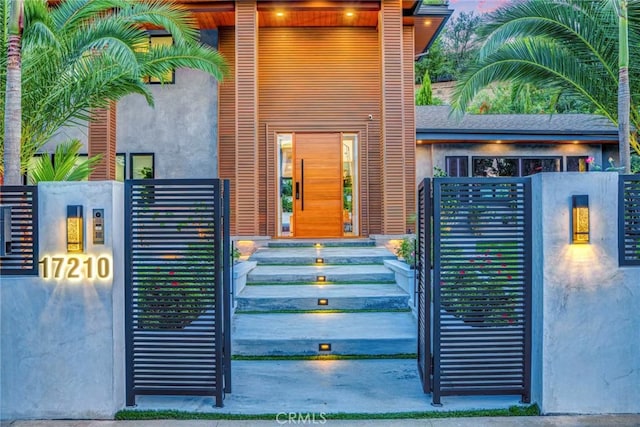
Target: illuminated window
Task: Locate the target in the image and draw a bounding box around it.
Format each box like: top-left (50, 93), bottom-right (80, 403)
top-left (116, 153), bottom-right (126, 182)
top-left (141, 35), bottom-right (175, 84)
top-left (472, 156), bottom-right (561, 177)
top-left (130, 154), bottom-right (154, 179)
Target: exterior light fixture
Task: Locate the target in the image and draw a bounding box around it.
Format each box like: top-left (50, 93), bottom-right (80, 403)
top-left (318, 298), bottom-right (329, 306)
top-left (319, 343), bottom-right (331, 351)
top-left (67, 205), bottom-right (84, 253)
top-left (345, 11), bottom-right (354, 17)
top-left (315, 257), bottom-right (324, 264)
top-left (317, 275), bottom-right (326, 282)
top-left (314, 242), bottom-right (322, 248)
top-left (571, 195), bottom-right (589, 244)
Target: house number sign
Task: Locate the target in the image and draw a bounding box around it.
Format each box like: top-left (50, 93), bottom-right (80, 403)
top-left (39, 255), bottom-right (112, 280)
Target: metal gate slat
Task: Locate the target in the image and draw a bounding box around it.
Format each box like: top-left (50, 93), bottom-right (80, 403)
top-left (420, 177), bottom-right (532, 406)
top-left (125, 179), bottom-right (230, 408)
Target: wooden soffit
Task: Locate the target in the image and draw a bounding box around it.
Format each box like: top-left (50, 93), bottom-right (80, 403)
top-left (177, 1), bottom-right (450, 55)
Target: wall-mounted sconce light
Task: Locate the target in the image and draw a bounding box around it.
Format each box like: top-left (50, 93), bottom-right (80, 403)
top-left (67, 205), bottom-right (84, 253)
top-left (0, 206), bottom-right (13, 256)
top-left (318, 343), bottom-right (331, 351)
top-left (317, 298), bottom-right (329, 306)
top-left (571, 195), bottom-right (589, 244)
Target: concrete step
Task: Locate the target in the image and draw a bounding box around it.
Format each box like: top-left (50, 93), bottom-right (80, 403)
top-left (249, 246), bottom-right (396, 265)
top-left (247, 264), bottom-right (395, 284)
top-left (232, 312), bottom-right (417, 356)
top-left (267, 239), bottom-right (376, 248)
top-left (236, 284), bottom-right (409, 312)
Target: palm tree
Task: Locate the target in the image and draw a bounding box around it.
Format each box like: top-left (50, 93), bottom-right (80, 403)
top-left (2, 0), bottom-right (23, 185)
top-left (1, 0), bottom-right (227, 184)
top-left (614, 0), bottom-right (631, 172)
top-left (451, 0), bottom-right (640, 163)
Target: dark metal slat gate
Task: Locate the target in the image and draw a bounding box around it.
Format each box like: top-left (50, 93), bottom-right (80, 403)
top-left (125, 179), bottom-right (231, 407)
top-left (418, 178), bottom-right (532, 405)
top-left (416, 178), bottom-right (431, 393)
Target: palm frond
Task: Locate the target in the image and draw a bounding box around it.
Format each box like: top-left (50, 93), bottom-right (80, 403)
top-left (452, 37), bottom-right (617, 124)
top-left (29, 139), bottom-right (102, 183)
top-left (140, 43), bottom-right (228, 82)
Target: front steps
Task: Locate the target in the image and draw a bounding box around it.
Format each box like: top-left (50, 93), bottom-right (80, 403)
top-left (236, 284), bottom-right (409, 311)
top-left (232, 240), bottom-right (417, 357)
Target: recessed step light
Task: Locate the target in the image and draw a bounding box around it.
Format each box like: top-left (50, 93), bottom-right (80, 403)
top-left (317, 298), bottom-right (329, 306)
top-left (319, 343), bottom-right (331, 351)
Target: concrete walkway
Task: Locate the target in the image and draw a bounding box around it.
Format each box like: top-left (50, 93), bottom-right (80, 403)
top-left (5, 415), bottom-right (640, 426)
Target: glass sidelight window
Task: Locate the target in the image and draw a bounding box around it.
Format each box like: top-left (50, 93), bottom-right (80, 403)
top-left (278, 134), bottom-right (293, 237)
top-left (342, 134), bottom-right (358, 236)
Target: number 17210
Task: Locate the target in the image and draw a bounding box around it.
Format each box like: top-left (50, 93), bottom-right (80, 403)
top-left (39, 256), bottom-right (111, 280)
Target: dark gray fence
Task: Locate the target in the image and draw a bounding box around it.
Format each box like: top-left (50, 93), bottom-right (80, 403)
top-left (416, 178), bottom-right (431, 393)
top-left (420, 178), bottom-right (532, 405)
top-left (0, 186), bottom-right (39, 276)
top-left (125, 179), bottom-right (231, 407)
top-left (619, 175), bottom-right (640, 266)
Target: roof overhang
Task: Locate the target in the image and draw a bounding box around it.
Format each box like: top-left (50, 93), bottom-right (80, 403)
top-left (416, 130), bottom-right (620, 144)
top-left (408, 1), bottom-right (453, 58)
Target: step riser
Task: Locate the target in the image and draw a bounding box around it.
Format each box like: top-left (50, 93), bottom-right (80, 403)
top-left (232, 338), bottom-right (416, 357)
top-left (248, 256), bottom-right (395, 265)
top-left (236, 296), bottom-right (410, 312)
top-left (248, 272), bottom-right (395, 283)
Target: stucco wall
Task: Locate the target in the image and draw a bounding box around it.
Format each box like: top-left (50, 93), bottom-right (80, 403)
top-left (530, 173), bottom-right (640, 414)
top-left (117, 67), bottom-right (219, 179)
top-left (0, 182), bottom-right (125, 419)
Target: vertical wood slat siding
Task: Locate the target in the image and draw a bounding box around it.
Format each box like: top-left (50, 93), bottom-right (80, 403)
top-left (403, 26), bottom-right (416, 233)
top-left (218, 29), bottom-right (237, 235)
top-left (259, 27), bottom-right (381, 236)
top-left (235, 1), bottom-right (260, 235)
top-left (88, 102), bottom-right (117, 181)
top-left (380, 0), bottom-right (406, 234)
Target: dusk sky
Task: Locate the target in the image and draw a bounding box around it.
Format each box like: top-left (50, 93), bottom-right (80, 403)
top-left (449, 0), bottom-right (513, 15)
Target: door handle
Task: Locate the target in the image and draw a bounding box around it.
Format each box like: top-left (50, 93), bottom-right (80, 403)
top-left (300, 159), bottom-right (305, 211)
top-left (295, 182), bottom-right (300, 199)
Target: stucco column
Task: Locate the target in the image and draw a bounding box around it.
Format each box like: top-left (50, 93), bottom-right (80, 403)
top-left (235, 1), bottom-right (260, 235)
top-left (380, 0), bottom-right (406, 234)
top-left (88, 103), bottom-right (117, 181)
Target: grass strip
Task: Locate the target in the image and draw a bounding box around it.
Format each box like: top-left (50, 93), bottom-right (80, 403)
top-left (235, 308), bottom-right (411, 314)
top-left (116, 404), bottom-right (540, 420)
top-left (231, 353), bottom-right (417, 361)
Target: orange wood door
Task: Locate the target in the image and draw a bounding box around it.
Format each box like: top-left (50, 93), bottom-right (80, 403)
top-left (294, 133), bottom-right (342, 238)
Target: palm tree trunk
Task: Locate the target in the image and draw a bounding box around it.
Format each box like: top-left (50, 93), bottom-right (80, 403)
top-left (617, 0), bottom-right (631, 173)
top-left (3, 0), bottom-right (24, 185)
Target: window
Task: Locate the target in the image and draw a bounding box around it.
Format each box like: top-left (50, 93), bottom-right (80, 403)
top-left (473, 158), bottom-right (519, 177)
top-left (445, 156), bottom-right (469, 177)
top-left (116, 154), bottom-right (126, 182)
top-left (142, 35), bottom-right (175, 84)
top-left (130, 154), bottom-right (154, 179)
top-left (23, 154), bottom-right (48, 184)
top-left (566, 156), bottom-right (589, 172)
top-left (472, 157), bottom-right (562, 177)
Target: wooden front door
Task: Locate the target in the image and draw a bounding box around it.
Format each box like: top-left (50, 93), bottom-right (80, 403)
top-left (294, 133), bottom-right (343, 238)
